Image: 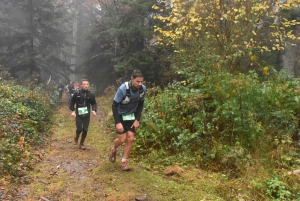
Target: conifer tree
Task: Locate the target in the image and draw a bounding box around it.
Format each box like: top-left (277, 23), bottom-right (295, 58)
top-left (82, 0), bottom-right (169, 91)
top-left (0, 0), bottom-right (70, 82)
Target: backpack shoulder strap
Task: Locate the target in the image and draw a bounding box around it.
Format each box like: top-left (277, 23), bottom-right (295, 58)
top-left (78, 89), bottom-right (89, 97)
top-left (86, 90), bottom-right (91, 98)
top-left (139, 85), bottom-right (145, 98)
top-left (75, 90), bottom-right (81, 97)
top-left (124, 81), bottom-right (130, 98)
top-left (139, 85), bottom-right (144, 94)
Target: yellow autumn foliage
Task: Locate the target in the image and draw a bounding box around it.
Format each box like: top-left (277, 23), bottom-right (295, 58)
top-left (153, 0), bottom-right (300, 71)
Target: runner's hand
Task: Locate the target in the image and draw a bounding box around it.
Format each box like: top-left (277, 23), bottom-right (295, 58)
top-left (131, 120), bottom-right (140, 130)
top-left (116, 123), bottom-right (124, 134)
top-left (92, 111), bottom-right (96, 116)
top-left (71, 111), bottom-right (76, 118)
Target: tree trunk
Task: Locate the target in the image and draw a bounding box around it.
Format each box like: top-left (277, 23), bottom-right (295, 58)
top-left (282, 43), bottom-right (297, 77)
top-left (70, 0), bottom-right (78, 81)
top-left (29, 0), bottom-right (35, 76)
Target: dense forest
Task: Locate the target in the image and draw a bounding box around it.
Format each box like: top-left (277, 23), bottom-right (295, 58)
top-left (1, 0), bottom-right (300, 200)
top-left (1, 0), bottom-right (300, 90)
top-left (1, 0), bottom-right (300, 91)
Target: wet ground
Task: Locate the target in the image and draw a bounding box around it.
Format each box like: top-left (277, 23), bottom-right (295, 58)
top-left (0, 94), bottom-right (111, 201)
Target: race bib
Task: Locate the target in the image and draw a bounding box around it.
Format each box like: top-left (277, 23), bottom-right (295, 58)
top-left (122, 113), bottom-right (135, 121)
top-left (78, 107), bottom-right (88, 115)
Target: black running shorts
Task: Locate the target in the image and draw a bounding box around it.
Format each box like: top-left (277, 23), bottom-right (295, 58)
top-left (117, 116), bottom-right (136, 134)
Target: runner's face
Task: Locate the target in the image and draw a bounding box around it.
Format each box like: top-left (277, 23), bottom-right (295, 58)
top-left (131, 77), bottom-right (143, 89)
top-left (81, 81), bottom-right (89, 90)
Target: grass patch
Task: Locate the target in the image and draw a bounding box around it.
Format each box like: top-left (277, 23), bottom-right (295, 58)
top-left (1, 92), bottom-right (299, 200)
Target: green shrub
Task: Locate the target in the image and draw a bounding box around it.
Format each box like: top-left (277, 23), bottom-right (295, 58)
top-left (266, 174), bottom-right (291, 200)
top-left (135, 67), bottom-right (300, 172)
top-left (0, 79), bottom-right (55, 176)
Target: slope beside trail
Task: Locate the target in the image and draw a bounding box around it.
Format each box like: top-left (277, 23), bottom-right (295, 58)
top-left (9, 94), bottom-right (220, 201)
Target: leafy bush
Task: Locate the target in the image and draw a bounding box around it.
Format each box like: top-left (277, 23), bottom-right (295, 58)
top-left (266, 174), bottom-right (291, 200)
top-left (135, 67), bottom-right (300, 173)
top-left (0, 78), bottom-right (55, 176)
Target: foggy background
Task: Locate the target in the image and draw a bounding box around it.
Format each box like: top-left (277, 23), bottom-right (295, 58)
top-left (0, 0), bottom-right (300, 95)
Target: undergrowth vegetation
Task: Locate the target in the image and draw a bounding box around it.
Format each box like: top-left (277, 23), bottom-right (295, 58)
top-left (1, 68), bottom-right (300, 199)
top-left (0, 74), bottom-right (57, 177)
top-left (134, 67), bottom-right (300, 200)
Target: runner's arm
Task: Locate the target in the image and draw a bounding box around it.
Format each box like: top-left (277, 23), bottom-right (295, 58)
top-left (134, 100), bottom-right (144, 121)
top-left (135, 86), bottom-right (146, 121)
top-left (112, 101), bottom-right (121, 124)
top-left (69, 91), bottom-right (77, 111)
top-left (91, 94), bottom-right (97, 112)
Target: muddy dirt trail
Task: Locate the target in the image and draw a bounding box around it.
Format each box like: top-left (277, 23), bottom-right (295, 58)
top-left (11, 95), bottom-right (152, 201)
top-left (3, 94), bottom-right (213, 201)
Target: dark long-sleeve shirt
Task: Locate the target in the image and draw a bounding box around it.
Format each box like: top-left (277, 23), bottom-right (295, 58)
top-left (69, 89), bottom-right (97, 115)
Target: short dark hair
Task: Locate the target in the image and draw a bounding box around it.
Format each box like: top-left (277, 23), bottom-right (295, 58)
top-left (81, 79), bottom-right (89, 84)
top-left (131, 69), bottom-right (143, 79)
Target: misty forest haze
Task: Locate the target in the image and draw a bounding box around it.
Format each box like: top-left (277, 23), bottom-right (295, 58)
top-left (0, 0), bottom-right (165, 95)
top-left (1, 1), bottom-right (300, 200)
top-left (1, 0), bottom-right (300, 94)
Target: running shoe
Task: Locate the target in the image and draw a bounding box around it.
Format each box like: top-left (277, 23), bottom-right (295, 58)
top-left (109, 146), bottom-right (116, 162)
top-left (120, 160), bottom-right (130, 171)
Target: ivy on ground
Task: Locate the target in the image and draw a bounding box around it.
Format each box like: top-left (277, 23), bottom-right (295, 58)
top-left (0, 78), bottom-right (55, 177)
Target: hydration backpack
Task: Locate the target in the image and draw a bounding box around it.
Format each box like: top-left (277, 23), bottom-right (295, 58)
top-left (121, 81), bottom-right (144, 104)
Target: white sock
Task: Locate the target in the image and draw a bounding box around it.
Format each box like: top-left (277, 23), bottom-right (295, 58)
top-left (121, 158), bottom-right (127, 162)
